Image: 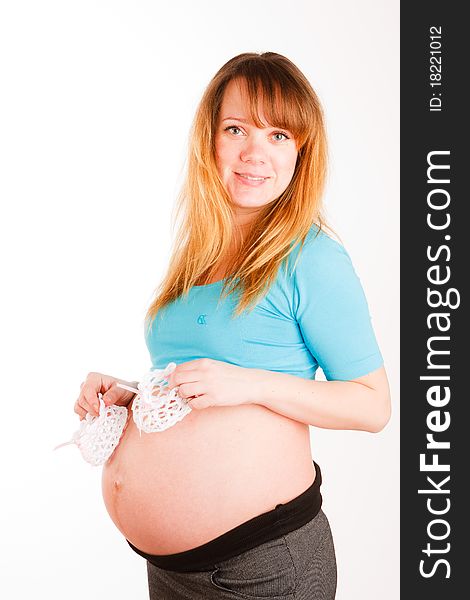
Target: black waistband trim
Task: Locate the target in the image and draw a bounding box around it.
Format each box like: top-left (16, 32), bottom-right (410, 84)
top-left (126, 460), bottom-right (322, 572)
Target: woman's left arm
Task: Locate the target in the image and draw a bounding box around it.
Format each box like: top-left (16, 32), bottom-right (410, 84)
top-left (250, 365), bottom-right (391, 433)
top-left (167, 358), bottom-right (391, 434)
top-left (167, 235), bottom-right (391, 432)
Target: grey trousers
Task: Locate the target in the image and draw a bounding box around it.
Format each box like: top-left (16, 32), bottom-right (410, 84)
top-left (146, 509), bottom-right (337, 599)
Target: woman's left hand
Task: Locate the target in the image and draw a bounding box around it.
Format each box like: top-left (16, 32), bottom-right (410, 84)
top-left (166, 358), bottom-right (258, 410)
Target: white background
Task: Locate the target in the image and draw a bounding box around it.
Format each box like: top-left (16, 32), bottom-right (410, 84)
top-left (0, 1), bottom-right (399, 598)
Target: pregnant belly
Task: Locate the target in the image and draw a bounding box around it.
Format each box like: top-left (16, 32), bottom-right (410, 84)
top-left (101, 401), bottom-right (315, 555)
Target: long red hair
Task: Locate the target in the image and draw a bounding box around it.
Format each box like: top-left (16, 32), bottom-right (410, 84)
top-left (144, 52), bottom-right (335, 335)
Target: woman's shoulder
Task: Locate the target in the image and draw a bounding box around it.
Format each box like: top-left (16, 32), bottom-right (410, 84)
top-left (288, 223), bottom-right (351, 278)
top-left (289, 224), bottom-right (372, 327)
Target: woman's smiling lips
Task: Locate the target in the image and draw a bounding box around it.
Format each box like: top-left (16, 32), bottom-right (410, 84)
top-left (234, 172), bottom-right (270, 186)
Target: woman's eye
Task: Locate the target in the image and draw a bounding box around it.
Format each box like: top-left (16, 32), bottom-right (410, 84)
top-left (223, 126), bottom-right (290, 141)
top-left (273, 132), bottom-right (290, 141)
top-left (225, 126), bottom-right (242, 135)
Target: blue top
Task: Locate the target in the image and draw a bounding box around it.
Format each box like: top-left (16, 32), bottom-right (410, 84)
top-left (145, 225), bottom-right (383, 381)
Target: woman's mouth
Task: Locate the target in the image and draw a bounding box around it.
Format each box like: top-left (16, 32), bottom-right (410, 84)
top-left (235, 172), bottom-right (269, 186)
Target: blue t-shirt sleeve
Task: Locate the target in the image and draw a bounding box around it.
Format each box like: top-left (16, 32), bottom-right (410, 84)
top-left (292, 231), bottom-right (384, 381)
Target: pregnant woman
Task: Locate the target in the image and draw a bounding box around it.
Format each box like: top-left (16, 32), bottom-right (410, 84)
top-left (74, 52), bottom-right (391, 599)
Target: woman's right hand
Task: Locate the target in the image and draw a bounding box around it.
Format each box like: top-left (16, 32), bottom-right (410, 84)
top-left (74, 372), bottom-right (138, 420)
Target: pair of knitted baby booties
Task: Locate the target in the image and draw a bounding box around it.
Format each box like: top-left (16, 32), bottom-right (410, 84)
top-left (55, 362), bottom-right (191, 466)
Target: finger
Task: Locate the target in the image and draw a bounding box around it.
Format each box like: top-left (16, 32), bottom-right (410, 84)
top-left (74, 401), bottom-right (87, 421)
top-left (176, 383), bottom-right (203, 399)
top-left (80, 397), bottom-right (99, 416)
top-left (101, 383), bottom-right (119, 406)
top-left (74, 394), bottom-right (90, 415)
top-left (170, 358), bottom-right (215, 388)
top-left (175, 358), bottom-right (213, 372)
top-left (168, 370), bottom-right (200, 391)
top-left (78, 398), bottom-right (98, 417)
top-left (76, 386), bottom-right (100, 416)
top-left (103, 383), bottom-right (137, 408)
top-left (184, 394), bottom-right (208, 410)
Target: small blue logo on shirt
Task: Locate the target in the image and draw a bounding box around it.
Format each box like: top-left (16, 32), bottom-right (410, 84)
top-left (197, 314), bottom-right (207, 325)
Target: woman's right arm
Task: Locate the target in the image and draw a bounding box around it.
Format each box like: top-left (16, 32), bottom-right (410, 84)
top-left (74, 372), bottom-right (138, 420)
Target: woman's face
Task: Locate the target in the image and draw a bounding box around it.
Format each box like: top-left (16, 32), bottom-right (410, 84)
top-left (214, 79), bottom-right (298, 227)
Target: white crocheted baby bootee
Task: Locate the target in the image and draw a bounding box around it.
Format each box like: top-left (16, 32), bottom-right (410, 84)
top-left (119, 362), bottom-right (192, 434)
top-left (54, 395), bottom-right (128, 466)
top-left (54, 362), bottom-right (190, 466)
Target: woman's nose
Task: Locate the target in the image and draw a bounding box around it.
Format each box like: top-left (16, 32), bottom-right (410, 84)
top-left (240, 135), bottom-right (267, 164)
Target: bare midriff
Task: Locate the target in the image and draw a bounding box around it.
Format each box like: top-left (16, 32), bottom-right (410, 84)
top-left (101, 400), bottom-right (316, 555)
